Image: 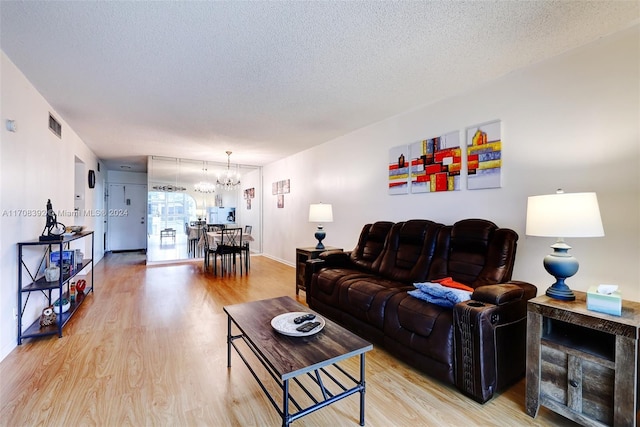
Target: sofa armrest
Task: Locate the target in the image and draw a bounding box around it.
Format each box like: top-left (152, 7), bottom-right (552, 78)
top-left (454, 281), bottom-right (536, 403)
top-left (471, 281), bottom-right (537, 305)
top-left (318, 250), bottom-right (351, 265)
top-left (454, 298), bottom-right (527, 403)
top-left (304, 258), bottom-right (325, 289)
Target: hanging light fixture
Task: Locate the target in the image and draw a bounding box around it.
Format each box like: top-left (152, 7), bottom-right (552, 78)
top-left (216, 151), bottom-right (241, 190)
top-left (194, 161), bottom-right (215, 193)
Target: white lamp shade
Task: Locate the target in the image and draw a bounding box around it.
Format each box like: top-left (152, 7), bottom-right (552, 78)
top-left (309, 203), bottom-right (333, 223)
top-left (526, 192), bottom-right (604, 238)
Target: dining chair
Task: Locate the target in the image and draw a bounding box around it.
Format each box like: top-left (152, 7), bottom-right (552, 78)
top-left (242, 225), bottom-right (252, 271)
top-left (214, 227), bottom-right (243, 276)
top-left (203, 232), bottom-right (214, 271)
top-left (203, 224), bottom-right (224, 270)
top-left (188, 224), bottom-right (205, 257)
top-left (204, 225), bottom-right (223, 270)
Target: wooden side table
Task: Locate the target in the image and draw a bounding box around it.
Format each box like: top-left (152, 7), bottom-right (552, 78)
top-left (295, 246), bottom-right (341, 295)
top-left (526, 291), bottom-right (640, 426)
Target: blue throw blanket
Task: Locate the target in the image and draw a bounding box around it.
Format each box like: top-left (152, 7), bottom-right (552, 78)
top-left (408, 282), bottom-right (472, 308)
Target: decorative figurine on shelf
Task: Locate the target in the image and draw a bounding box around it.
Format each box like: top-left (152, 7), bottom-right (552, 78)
top-left (69, 281), bottom-right (76, 303)
top-left (39, 199), bottom-right (66, 241)
top-left (39, 306), bottom-right (57, 327)
top-left (76, 279), bottom-right (87, 294)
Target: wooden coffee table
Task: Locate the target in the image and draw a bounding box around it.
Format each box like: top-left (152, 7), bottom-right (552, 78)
top-left (223, 296), bottom-right (373, 426)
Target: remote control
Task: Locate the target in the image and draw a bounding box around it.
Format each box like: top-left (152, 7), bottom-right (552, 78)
top-left (293, 313), bottom-right (316, 324)
top-left (296, 321), bottom-right (321, 333)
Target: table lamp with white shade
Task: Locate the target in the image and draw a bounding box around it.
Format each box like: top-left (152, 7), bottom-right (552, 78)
top-left (309, 203), bottom-right (333, 250)
top-left (525, 190), bottom-right (604, 301)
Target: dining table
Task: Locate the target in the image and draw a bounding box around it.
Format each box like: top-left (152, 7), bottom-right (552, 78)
top-left (198, 231), bottom-right (254, 251)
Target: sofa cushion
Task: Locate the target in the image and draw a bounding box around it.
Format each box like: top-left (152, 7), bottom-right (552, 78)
top-left (378, 220), bottom-right (443, 283)
top-left (337, 276), bottom-right (409, 329)
top-left (349, 221), bottom-right (394, 272)
top-left (384, 292), bottom-right (454, 366)
top-left (313, 268), bottom-right (376, 307)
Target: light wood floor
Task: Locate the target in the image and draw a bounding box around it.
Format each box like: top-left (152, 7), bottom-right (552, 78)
top-left (0, 252), bottom-right (577, 426)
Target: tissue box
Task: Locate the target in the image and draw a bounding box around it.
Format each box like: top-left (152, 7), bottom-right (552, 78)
top-left (587, 285), bottom-right (622, 316)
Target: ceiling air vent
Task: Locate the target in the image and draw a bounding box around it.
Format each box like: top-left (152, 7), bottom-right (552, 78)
top-left (49, 113), bottom-right (61, 138)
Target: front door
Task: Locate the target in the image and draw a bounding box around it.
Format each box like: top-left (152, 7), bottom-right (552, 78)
top-left (107, 184), bottom-right (147, 251)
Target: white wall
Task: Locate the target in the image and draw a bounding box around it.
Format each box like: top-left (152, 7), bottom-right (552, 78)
top-left (0, 52), bottom-right (105, 361)
top-left (263, 26), bottom-right (640, 301)
top-left (107, 170), bottom-right (147, 185)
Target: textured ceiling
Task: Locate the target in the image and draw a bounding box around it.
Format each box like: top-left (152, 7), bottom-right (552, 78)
top-left (1, 1), bottom-right (637, 171)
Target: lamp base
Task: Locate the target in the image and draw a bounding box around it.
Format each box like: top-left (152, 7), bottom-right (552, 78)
top-left (545, 282), bottom-right (576, 301)
top-left (314, 226), bottom-right (326, 250)
top-left (543, 240), bottom-right (578, 301)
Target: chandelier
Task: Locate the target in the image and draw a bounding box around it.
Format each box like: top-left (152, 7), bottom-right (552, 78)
top-left (216, 151), bottom-right (241, 190)
top-left (194, 162), bottom-right (215, 193)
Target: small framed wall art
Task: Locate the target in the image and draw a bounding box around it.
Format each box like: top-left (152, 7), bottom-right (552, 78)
top-left (466, 120), bottom-right (502, 190)
top-left (409, 130), bottom-right (461, 193)
top-left (388, 145), bottom-right (409, 195)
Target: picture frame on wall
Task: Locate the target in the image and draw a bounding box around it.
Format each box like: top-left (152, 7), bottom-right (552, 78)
top-left (466, 120), bottom-right (502, 190)
top-left (388, 144), bottom-right (409, 195)
top-left (244, 187), bottom-right (255, 200)
top-left (410, 130), bottom-right (461, 193)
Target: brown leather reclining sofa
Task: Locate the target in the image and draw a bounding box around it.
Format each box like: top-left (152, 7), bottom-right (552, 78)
top-left (304, 218), bottom-right (537, 403)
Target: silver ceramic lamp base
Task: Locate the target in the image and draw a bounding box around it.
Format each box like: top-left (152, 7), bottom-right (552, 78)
top-left (543, 240), bottom-right (578, 301)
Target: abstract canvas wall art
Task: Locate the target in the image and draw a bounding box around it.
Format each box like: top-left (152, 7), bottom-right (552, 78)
top-left (466, 120), bottom-right (502, 190)
top-left (410, 131), bottom-right (461, 193)
top-left (388, 145), bottom-right (409, 195)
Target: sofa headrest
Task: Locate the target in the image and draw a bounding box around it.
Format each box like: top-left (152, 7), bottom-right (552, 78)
top-left (377, 220), bottom-right (443, 283)
top-left (450, 219), bottom-right (497, 253)
top-left (447, 219), bottom-right (518, 287)
top-left (350, 221), bottom-right (394, 271)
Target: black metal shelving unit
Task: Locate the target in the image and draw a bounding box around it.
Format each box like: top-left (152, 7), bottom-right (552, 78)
top-left (17, 231), bottom-right (94, 344)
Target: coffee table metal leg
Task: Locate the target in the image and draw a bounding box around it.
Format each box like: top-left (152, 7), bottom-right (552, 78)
top-left (227, 316), bottom-right (232, 368)
top-left (360, 354), bottom-right (366, 426)
top-left (283, 379), bottom-right (290, 427)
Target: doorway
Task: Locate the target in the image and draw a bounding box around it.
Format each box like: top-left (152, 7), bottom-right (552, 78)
top-left (107, 183), bottom-right (148, 251)
top-left (146, 191), bottom-right (197, 262)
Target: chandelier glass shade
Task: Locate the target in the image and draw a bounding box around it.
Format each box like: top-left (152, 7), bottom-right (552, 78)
top-left (217, 151), bottom-right (241, 190)
top-left (194, 162), bottom-right (215, 193)
top-left (194, 180), bottom-right (216, 193)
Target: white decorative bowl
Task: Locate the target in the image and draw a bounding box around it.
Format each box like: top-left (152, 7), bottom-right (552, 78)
top-left (53, 298), bottom-right (71, 314)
